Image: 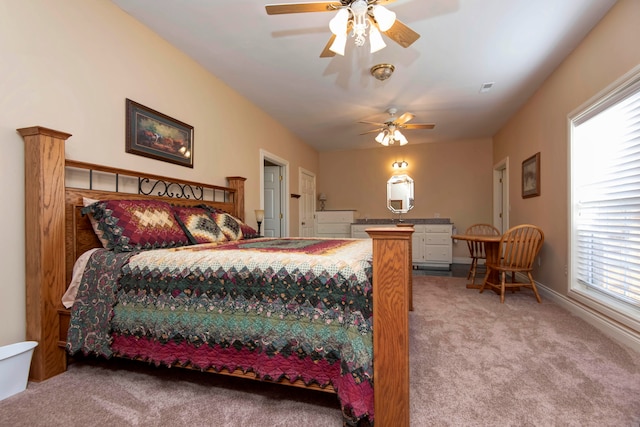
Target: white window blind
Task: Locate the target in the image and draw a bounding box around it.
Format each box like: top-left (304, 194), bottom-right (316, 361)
top-left (571, 75), bottom-right (640, 312)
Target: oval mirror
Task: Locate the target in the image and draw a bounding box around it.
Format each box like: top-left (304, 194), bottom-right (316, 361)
top-left (387, 174), bottom-right (414, 214)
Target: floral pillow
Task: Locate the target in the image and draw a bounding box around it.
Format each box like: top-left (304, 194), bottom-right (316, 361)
top-left (172, 205), bottom-right (227, 244)
top-left (81, 199), bottom-right (190, 252)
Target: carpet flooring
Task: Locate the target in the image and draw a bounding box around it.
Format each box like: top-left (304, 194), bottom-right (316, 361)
top-left (1, 275), bottom-right (638, 426)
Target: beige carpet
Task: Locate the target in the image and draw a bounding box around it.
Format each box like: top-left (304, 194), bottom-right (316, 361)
top-left (1, 275), bottom-right (639, 426)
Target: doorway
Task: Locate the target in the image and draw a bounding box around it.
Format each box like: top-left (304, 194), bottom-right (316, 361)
top-left (260, 150), bottom-right (289, 237)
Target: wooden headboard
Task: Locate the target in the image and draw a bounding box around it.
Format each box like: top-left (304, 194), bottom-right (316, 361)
top-left (63, 162), bottom-right (245, 287)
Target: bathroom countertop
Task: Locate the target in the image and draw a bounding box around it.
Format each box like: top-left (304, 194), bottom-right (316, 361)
top-left (352, 218), bottom-right (452, 225)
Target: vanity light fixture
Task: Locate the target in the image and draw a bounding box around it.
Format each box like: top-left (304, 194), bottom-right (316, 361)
top-left (392, 160), bottom-right (408, 169)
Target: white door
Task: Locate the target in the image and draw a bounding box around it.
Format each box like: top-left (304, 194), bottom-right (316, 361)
top-left (264, 165), bottom-right (281, 237)
top-left (299, 169), bottom-right (315, 237)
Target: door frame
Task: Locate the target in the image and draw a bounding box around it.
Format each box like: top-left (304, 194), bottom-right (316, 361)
top-left (493, 157), bottom-right (509, 233)
top-left (298, 167), bottom-right (316, 237)
top-left (259, 149), bottom-right (289, 237)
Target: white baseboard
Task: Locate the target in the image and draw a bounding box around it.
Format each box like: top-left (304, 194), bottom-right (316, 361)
top-left (536, 282), bottom-right (640, 354)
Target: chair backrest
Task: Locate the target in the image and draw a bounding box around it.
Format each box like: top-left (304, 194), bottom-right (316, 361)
top-left (465, 223), bottom-right (500, 258)
top-left (498, 224), bottom-right (544, 271)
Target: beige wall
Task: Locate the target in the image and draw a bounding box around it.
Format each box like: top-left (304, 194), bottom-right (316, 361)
top-left (493, 0), bottom-right (640, 294)
top-left (318, 138), bottom-right (494, 260)
top-left (0, 0), bottom-right (318, 346)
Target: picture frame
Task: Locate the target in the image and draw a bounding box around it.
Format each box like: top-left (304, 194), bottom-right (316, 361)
top-left (125, 99), bottom-right (194, 168)
top-left (522, 152), bottom-right (540, 198)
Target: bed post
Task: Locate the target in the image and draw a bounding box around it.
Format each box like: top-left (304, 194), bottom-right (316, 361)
top-left (17, 126), bottom-right (71, 381)
top-left (367, 227), bottom-right (413, 427)
top-left (226, 176), bottom-right (246, 221)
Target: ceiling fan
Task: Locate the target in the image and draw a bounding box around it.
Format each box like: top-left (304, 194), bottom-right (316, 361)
top-left (360, 107), bottom-right (435, 146)
top-left (265, 0), bottom-right (420, 57)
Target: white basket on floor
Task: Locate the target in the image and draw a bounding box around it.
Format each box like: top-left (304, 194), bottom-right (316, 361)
top-left (0, 341), bottom-right (38, 401)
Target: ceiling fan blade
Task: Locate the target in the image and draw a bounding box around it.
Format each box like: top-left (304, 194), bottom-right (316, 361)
top-left (358, 120), bottom-right (386, 126)
top-left (265, 2), bottom-right (341, 15)
top-left (396, 112), bottom-right (414, 125)
top-left (360, 128), bottom-right (385, 135)
top-left (383, 19), bottom-right (420, 48)
top-left (403, 123), bottom-right (436, 130)
top-left (320, 34), bottom-right (337, 57)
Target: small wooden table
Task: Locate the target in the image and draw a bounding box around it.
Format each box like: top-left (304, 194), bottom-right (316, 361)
top-left (451, 234), bottom-right (502, 290)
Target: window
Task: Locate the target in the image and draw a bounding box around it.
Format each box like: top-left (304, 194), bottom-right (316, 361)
top-left (569, 66), bottom-right (640, 333)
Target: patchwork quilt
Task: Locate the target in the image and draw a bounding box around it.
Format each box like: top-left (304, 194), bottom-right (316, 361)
top-left (67, 238), bottom-right (374, 425)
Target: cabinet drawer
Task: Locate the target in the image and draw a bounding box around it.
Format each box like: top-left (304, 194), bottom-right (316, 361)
top-left (425, 245), bottom-right (452, 262)
top-left (316, 211), bottom-right (354, 223)
top-left (317, 223), bottom-right (351, 234)
top-left (425, 233), bottom-right (451, 245)
top-left (423, 224), bottom-right (452, 233)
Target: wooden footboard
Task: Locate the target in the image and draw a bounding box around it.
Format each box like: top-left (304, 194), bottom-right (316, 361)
top-left (18, 126), bottom-right (412, 426)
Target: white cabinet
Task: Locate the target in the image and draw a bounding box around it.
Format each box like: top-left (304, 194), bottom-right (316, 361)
top-left (351, 222), bottom-right (452, 269)
top-left (414, 224), bottom-right (453, 268)
top-left (351, 224), bottom-right (388, 239)
top-left (315, 210), bottom-right (355, 238)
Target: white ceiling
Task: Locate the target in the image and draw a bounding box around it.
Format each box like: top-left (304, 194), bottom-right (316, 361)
top-left (110, 0), bottom-right (617, 152)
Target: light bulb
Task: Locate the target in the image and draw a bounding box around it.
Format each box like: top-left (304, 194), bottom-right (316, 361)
top-left (375, 131), bottom-right (385, 143)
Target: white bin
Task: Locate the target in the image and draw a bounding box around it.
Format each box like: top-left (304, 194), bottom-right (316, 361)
top-left (0, 341), bottom-right (38, 401)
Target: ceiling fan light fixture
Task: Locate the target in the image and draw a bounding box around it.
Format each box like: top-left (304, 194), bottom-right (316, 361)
top-left (369, 25), bottom-right (386, 53)
top-left (329, 32), bottom-right (348, 56)
top-left (329, 8), bottom-right (349, 35)
top-left (394, 130), bottom-right (408, 145)
top-left (372, 5), bottom-right (396, 32)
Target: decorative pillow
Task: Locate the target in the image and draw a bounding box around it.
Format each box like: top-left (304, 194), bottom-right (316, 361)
top-left (238, 219), bottom-right (260, 239)
top-left (196, 205), bottom-right (259, 241)
top-left (172, 205), bottom-right (227, 244)
top-left (83, 197), bottom-right (110, 248)
top-left (81, 199), bottom-right (190, 252)
top-left (210, 211), bottom-right (244, 241)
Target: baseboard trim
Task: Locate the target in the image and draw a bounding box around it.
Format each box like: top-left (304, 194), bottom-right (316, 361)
top-left (536, 282), bottom-right (640, 354)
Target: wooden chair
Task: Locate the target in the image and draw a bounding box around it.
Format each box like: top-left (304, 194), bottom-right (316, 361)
top-left (480, 224), bottom-right (544, 303)
top-left (465, 223), bottom-right (500, 286)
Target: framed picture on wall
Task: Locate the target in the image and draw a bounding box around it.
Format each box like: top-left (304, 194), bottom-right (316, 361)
top-left (125, 99), bottom-right (194, 168)
top-left (522, 152), bottom-right (540, 198)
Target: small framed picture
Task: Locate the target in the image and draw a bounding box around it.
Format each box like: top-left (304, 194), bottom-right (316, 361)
top-left (522, 152), bottom-right (540, 198)
top-left (125, 99), bottom-right (194, 168)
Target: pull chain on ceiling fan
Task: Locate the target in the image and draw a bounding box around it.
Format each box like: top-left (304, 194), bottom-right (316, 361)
top-left (265, 0), bottom-right (420, 58)
top-left (360, 107), bottom-right (435, 146)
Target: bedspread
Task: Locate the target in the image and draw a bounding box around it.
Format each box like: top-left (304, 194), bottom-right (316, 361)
top-left (67, 238), bottom-right (375, 424)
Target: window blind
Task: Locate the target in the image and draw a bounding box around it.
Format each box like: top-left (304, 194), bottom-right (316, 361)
top-left (573, 80), bottom-right (640, 309)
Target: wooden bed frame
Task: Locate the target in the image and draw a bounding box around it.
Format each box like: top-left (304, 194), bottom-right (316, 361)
top-left (18, 126), bottom-right (413, 426)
